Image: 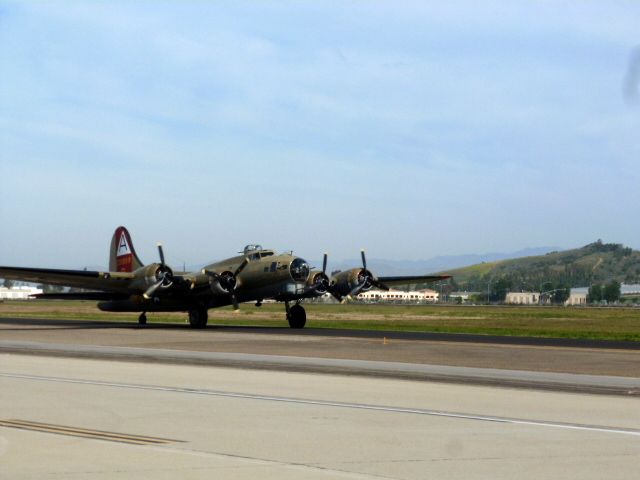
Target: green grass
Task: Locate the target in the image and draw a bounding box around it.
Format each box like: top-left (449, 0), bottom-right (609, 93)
top-left (305, 304), bottom-right (640, 341)
top-left (1, 301), bottom-right (639, 342)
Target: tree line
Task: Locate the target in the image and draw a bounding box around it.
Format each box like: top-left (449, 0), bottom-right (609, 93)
top-left (587, 281), bottom-right (621, 303)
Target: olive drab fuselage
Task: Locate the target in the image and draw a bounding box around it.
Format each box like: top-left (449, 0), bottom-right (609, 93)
top-left (97, 247), bottom-right (311, 312)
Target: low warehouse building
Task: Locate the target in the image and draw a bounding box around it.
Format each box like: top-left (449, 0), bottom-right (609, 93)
top-left (359, 288), bottom-right (439, 303)
top-left (505, 292), bottom-right (540, 305)
top-left (0, 286), bottom-right (43, 300)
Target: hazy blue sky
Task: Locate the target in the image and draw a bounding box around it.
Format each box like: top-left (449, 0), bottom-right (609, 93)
top-left (1, 1), bottom-right (639, 269)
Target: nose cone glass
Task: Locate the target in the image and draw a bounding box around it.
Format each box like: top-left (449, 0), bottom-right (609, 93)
top-left (290, 258), bottom-right (310, 282)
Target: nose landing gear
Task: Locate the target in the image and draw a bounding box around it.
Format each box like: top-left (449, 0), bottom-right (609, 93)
top-left (285, 301), bottom-right (306, 329)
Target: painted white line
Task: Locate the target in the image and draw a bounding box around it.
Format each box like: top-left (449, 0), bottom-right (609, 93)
top-left (1, 372), bottom-right (639, 437)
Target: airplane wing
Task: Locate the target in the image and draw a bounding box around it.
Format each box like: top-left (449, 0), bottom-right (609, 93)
top-left (377, 275), bottom-right (451, 287)
top-left (0, 266), bottom-right (134, 293)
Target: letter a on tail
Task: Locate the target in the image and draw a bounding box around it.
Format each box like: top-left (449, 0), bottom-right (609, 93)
top-left (109, 226), bottom-right (144, 272)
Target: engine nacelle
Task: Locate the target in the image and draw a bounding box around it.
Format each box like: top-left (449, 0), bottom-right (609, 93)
top-left (206, 270), bottom-right (237, 295)
top-left (330, 268), bottom-right (374, 298)
top-left (129, 264), bottom-right (174, 291)
top-left (307, 271), bottom-right (330, 294)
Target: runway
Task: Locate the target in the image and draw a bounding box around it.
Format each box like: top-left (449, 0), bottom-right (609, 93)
top-left (1, 316), bottom-right (639, 478)
top-left (1, 317), bottom-right (640, 380)
top-left (1, 354), bottom-right (639, 479)
top-left (2, 340), bottom-right (640, 395)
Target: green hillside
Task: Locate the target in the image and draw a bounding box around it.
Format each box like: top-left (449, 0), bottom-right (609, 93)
top-left (439, 240), bottom-right (640, 291)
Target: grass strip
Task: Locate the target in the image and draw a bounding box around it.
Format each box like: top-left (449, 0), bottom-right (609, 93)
top-left (1, 301), bottom-right (639, 342)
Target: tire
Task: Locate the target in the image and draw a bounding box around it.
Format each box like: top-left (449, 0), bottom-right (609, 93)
top-left (287, 304), bottom-right (306, 329)
top-left (188, 308), bottom-right (208, 328)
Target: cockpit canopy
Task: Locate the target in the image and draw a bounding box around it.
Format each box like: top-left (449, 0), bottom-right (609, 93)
top-left (243, 244), bottom-right (263, 255)
top-left (242, 244), bottom-right (275, 261)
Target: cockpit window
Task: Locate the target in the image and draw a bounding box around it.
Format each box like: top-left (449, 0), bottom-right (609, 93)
top-left (260, 251), bottom-right (274, 258)
top-left (243, 244), bottom-right (263, 255)
top-left (289, 258), bottom-right (310, 282)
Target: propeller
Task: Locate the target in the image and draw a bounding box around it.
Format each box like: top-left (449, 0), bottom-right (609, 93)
top-left (360, 249), bottom-right (389, 291)
top-left (229, 258), bottom-right (249, 310)
top-left (349, 248), bottom-right (389, 296)
top-left (312, 252), bottom-right (331, 293)
top-left (143, 243), bottom-right (174, 299)
top-left (337, 249), bottom-right (390, 303)
top-left (203, 257), bottom-right (250, 311)
top-left (345, 249), bottom-right (371, 297)
top-left (295, 253), bottom-right (332, 299)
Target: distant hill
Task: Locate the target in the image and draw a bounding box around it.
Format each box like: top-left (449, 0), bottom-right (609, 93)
top-left (324, 246), bottom-right (559, 277)
top-left (437, 241), bottom-right (640, 290)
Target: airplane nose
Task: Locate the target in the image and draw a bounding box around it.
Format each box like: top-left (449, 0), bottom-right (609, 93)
top-left (289, 258), bottom-right (310, 282)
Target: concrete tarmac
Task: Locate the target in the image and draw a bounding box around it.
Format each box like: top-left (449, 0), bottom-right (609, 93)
top-left (2, 340), bottom-right (640, 395)
top-left (1, 354), bottom-right (640, 479)
top-left (1, 317), bottom-right (639, 378)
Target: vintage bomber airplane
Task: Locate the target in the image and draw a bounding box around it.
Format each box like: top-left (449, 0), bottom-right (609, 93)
top-left (0, 226), bottom-right (450, 329)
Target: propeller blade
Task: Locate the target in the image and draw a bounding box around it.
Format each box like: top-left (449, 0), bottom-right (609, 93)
top-left (143, 279), bottom-right (164, 299)
top-left (157, 243), bottom-right (166, 266)
top-left (205, 265), bottom-right (245, 311)
top-left (230, 293), bottom-right (240, 311)
top-left (371, 279), bottom-right (390, 291)
top-left (361, 249), bottom-right (367, 270)
top-left (348, 280), bottom-right (367, 298)
top-left (323, 281), bottom-right (342, 301)
top-left (322, 253), bottom-right (328, 274)
top-left (202, 269), bottom-right (219, 279)
top-left (234, 258), bottom-right (249, 277)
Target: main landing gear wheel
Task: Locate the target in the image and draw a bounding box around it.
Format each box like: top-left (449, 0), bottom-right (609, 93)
top-left (138, 312), bottom-right (147, 325)
top-left (188, 308), bottom-right (208, 328)
top-left (286, 303), bottom-right (306, 329)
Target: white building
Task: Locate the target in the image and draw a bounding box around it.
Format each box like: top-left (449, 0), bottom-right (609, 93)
top-left (449, 292), bottom-right (476, 303)
top-left (0, 286), bottom-right (43, 300)
top-left (621, 284), bottom-right (640, 295)
top-left (565, 291), bottom-right (587, 306)
top-left (505, 290), bottom-right (587, 306)
top-left (358, 288), bottom-right (439, 303)
top-left (505, 292), bottom-right (540, 305)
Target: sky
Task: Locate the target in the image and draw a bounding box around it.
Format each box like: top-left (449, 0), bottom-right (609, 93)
top-left (1, 1), bottom-right (639, 269)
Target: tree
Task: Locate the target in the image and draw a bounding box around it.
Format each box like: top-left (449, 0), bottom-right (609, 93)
top-left (492, 277), bottom-right (512, 302)
top-left (551, 284), bottom-right (571, 304)
top-left (469, 293), bottom-right (485, 304)
top-left (603, 281), bottom-right (621, 303)
top-left (2, 278), bottom-right (15, 289)
top-left (587, 284), bottom-right (603, 303)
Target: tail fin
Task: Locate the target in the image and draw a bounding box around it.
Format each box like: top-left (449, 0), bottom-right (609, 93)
top-left (109, 226), bottom-right (144, 272)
